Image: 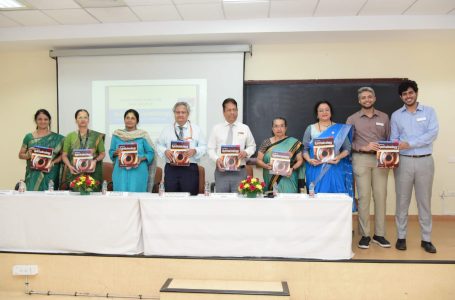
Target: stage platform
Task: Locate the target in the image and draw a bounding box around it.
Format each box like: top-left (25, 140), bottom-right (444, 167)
top-left (351, 216), bottom-right (455, 262)
top-left (0, 217), bottom-right (454, 300)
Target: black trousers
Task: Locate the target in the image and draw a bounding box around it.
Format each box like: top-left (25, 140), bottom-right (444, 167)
top-left (164, 163), bottom-right (199, 195)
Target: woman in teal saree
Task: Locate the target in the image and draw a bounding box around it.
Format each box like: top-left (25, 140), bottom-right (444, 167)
top-left (257, 117), bottom-right (304, 193)
top-left (18, 109), bottom-right (64, 191)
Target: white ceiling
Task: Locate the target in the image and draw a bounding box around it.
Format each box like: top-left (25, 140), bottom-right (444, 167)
top-left (0, 0), bottom-right (454, 50)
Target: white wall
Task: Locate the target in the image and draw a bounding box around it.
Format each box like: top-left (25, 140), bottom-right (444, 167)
top-left (1, 39), bottom-right (454, 214)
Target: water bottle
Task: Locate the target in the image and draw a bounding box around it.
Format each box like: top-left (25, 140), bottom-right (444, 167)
top-left (159, 181), bottom-right (165, 196)
top-left (48, 180), bottom-right (54, 192)
top-left (272, 182), bottom-right (279, 197)
top-left (204, 181), bottom-right (210, 196)
top-left (18, 180), bottom-right (26, 193)
top-left (309, 182), bottom-right (315, 198)
top-left (101, 180), bottom-right (108, 195)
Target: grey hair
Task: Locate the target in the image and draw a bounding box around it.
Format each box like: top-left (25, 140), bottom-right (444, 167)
top-left (172, 101), bottom-right (191, 114)
top-left (357, 87), bottom-right (375, 98)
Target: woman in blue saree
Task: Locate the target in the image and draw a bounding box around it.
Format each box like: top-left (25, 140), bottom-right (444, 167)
top-left (109, 109), bottom-right (155, 192)
top-left (18, 109), bottom-right (64, 191)
top-left (302, 101), bottom-right (354, 203)
top-left (257, 117), bottom-right (304, 193)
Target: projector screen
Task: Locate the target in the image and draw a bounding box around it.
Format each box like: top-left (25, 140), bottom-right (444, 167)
top-left (57, 52), bottom-right (245, 179)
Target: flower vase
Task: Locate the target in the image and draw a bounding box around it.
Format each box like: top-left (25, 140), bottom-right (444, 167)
top-left (246, 193), bottom-right (257, 198)
top-left (80, 190), bottom-right (90, 196)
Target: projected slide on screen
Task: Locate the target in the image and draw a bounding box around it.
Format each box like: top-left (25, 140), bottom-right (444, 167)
top-left (92, 79), bottom-right (207, 140)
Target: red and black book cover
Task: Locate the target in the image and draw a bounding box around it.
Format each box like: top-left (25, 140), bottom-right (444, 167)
top-left (221, 144), bottom-right (241, 171)
top-left (30, 146), bottom-right (53, 173)
top-left (171, 141), bottom-right (190, 166)
top-left (118, 143), bottom-right (138, 168)
top-left (72, 149), bottom-right (95, 173)
top-left (377, 141), bottom-right (399, 168)
top-left (313, 137), bottom-right (335, 162)
top-left (269, 151), bottom-right (291, 176)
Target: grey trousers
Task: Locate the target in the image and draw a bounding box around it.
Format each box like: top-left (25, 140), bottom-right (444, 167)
top-left (215, 168), bottom-right (247, 193)
top-left (352, 153), bottom-right (389, 237)
top-left (394, 155), bottom-right (434, 242)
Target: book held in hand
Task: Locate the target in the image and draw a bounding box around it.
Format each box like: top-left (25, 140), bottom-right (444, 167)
top-left (72, 149), bottom-right (96, 173)
top-left (269, 151), bottom-right (291, 176)
top-left (221, 144), bottom-right (240, 171)
top-left (118, 143), bottom-right (138, 168)
top-left (377, 141), bottom-right (399, 168)
top-left (30, 146), bottom-right (53, 173)
top-left (313, 137), bottom-right (335, 162)
top-left (170, 141), bottom-right (190, 166)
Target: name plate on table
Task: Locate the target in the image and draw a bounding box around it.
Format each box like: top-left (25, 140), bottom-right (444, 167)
top-left (163, 192), bottom-right (191, 197)
top-left (211, 193), bottom-right (239, 198)
top-left (44, 191), bottom-right (70, 195)
top-left (107, 192), bottom-right (129, 197)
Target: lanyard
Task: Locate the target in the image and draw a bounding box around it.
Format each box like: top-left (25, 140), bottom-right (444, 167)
top-left (78, 129), bottom-right (89, 149)
top-left (174, 121), bottom-right (193, 141)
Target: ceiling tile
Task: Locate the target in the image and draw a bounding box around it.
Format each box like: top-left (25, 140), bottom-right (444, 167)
top-left (0, 14), bottom-right (20, 27)
top-left (24, 0), bottom-right (81, 9)
top-left (223, 2), bottom-right (270, 19)
top-left (130, 5), bottom-right (181, 21)
top-left (270, 0), bottom-right (317, 18)
top-left (43, 9), bottom-right (100, 24)
top-left (124, 0), bottom-right (172, 5)
top-left (1, 10), bottom-right (58, 26)
top-left (314, 0), bottom-right (366, 16)
top-left (359, 0), bottom-right (415, 16)
top-left (86, 7), bottom-right (140, 22)
top-left (405, 0), bottom-right (455, 15)
top-left (75, 0), bottom-right (126, 8)
top-left (177, 3), bottom-right (224, 20)
top-left (174, 0), bottom-right (221, 4)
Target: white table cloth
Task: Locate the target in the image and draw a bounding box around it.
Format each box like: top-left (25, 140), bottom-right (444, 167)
top-left (140, 193), bottom-right (353, 260)
top-left (0, 192), bottom-right (143, 254)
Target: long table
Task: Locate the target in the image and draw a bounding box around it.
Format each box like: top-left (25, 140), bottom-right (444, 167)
top-left (0, 192), bottom-right (352, 259)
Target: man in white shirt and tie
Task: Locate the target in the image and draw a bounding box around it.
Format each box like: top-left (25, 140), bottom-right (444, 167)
top-left (157, 102), bottom-right (207, 195)
top-left (208, 98), bottom-right (256, 192)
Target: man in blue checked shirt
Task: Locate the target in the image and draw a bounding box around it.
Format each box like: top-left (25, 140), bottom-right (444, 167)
top-left (391, 80), bottom-right (439, 253)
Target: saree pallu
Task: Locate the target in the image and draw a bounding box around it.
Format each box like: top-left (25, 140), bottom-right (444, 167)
top-left (22, 132), bottom-right (64, 191)
top-left (62, 130), bottom-right (105, 191)
top-left (305, 123), bottom-right (356, 211)
top-left (263, 137), bottom-right (303, 193)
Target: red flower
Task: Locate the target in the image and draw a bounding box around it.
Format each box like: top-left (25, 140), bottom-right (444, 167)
top-left (261, 182), bottom-right (265, 187)
top-left (239, 183), bottom-right (244, 189)
top-left (85, 179), bottom-right (91, 185)
top-left (246, 177), bottom-right (251, 183)
top-left (70, 182), bottom-right (75, 188)
top-left (249, 185), bottom-right (256, 191)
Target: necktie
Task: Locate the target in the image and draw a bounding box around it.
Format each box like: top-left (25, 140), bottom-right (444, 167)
top-left (178, 126), bottom-right (184, 140)
top-left (226, 124), bottom-right (233, 144)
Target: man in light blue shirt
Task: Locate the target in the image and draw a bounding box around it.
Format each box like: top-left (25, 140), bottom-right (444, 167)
top-left (157, 102), bottom-right (207, 195)
top-left (391, 80), bottom-right (439, 253)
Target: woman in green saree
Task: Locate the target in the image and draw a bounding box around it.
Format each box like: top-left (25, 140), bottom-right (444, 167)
top-left (257, 117), bottom-right (304, 193)
top-left (18, 109), bottom-right (64, 191)
top-left (61, 109), bottom-right (105, 191)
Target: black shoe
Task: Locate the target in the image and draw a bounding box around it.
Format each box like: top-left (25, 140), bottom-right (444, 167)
top-left (372, 235), bottom-right (391, 248)
top-left (358, 236), bottom-right (371, 249)
top-left (421, 241), bottom-right (437, 253)
top-left (395, 239), bottom-right (407, 250)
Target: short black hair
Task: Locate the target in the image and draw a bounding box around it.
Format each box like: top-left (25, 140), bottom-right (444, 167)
top-left (34, 109), bottom-right (52, 129)
top-left (124, 109), bottom-right (139, 123)
top-left (313, 100), bottom-right (334, 121)
top-left (222, 98), bottom-right (237, 111)
top-left (75, 109), bottom-right (89, 119)
top-left (398, 80), bottom-right (418, 95)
